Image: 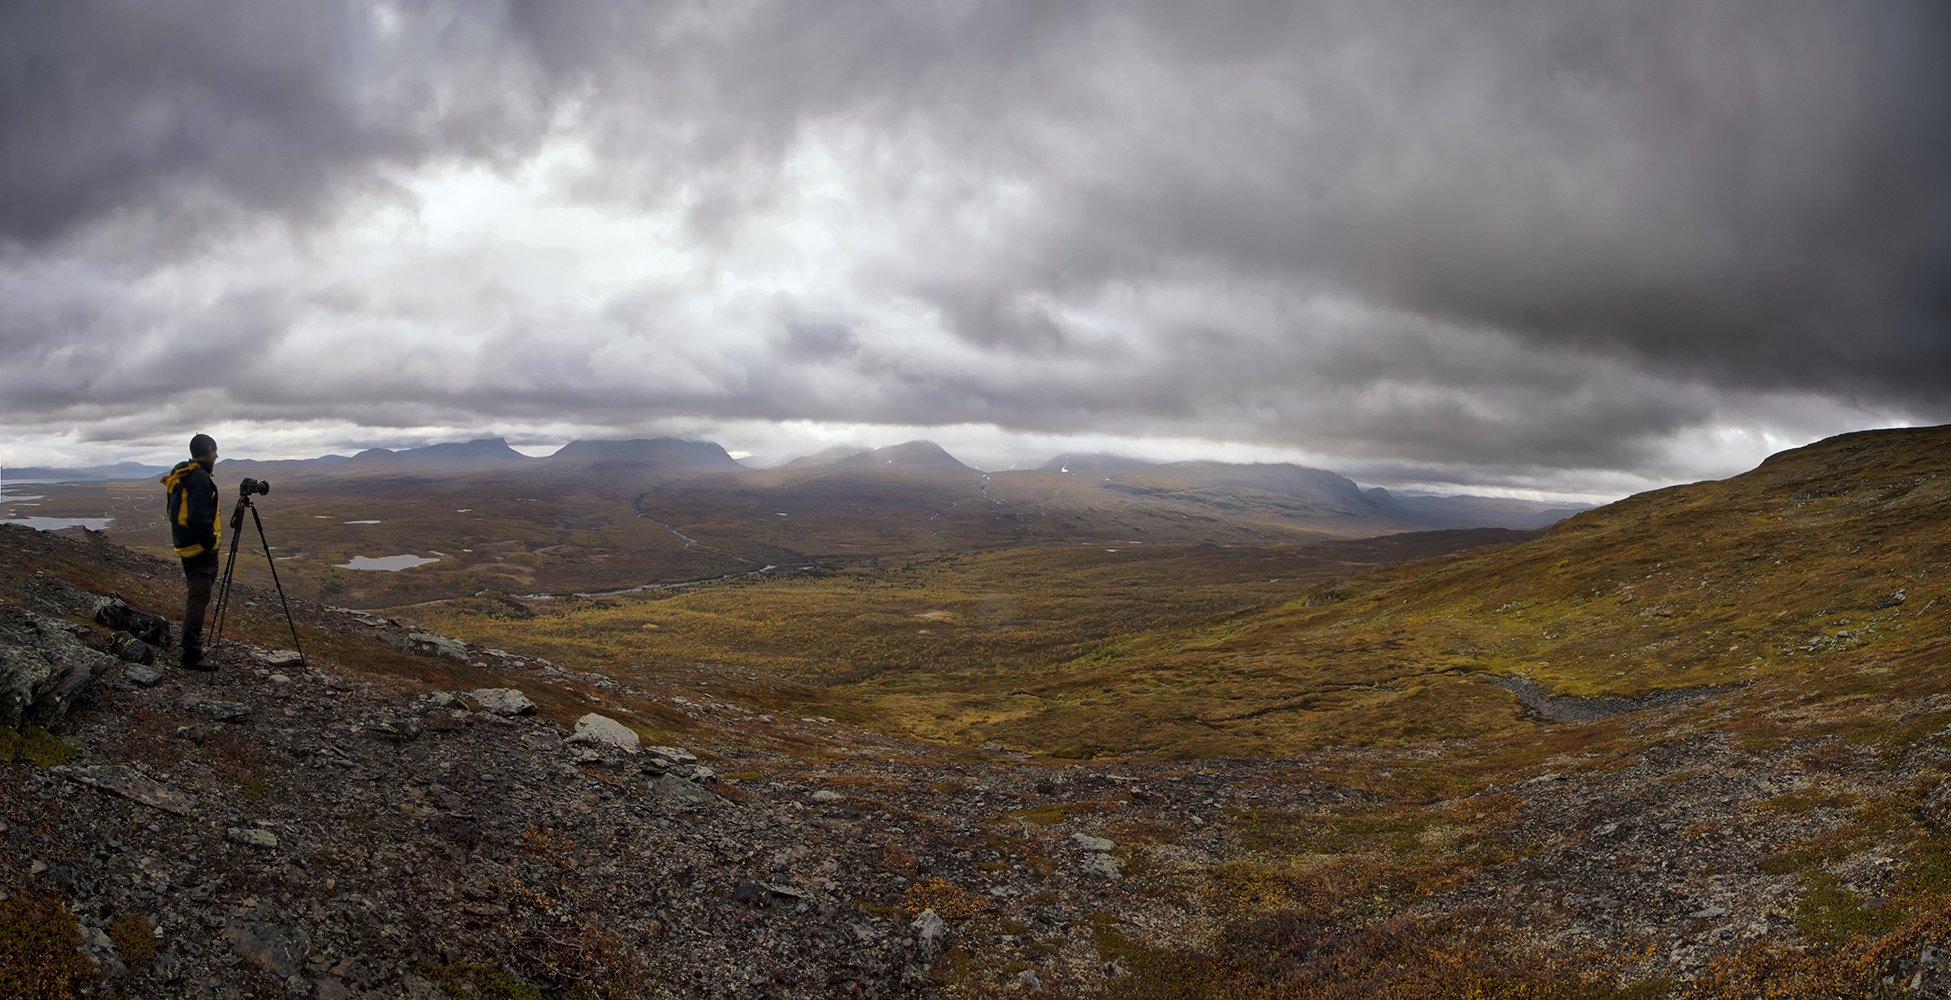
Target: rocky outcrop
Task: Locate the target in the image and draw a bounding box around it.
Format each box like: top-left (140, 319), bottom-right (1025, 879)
top-left (1, 613), bottom-right (118, 729)
top-left (568, 712), bottom-right (641, 752)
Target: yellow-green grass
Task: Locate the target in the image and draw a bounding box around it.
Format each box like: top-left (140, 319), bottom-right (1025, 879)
top-left (392, 425), bottom-right (1951, 761)
top-left (101, 478), bottom-right (738, 608)
top-left (45, 458), bottom-right (1441, 611)
top-left (392, 531), bottom-right (1526, 713)
top-left (940, 426), bottom-right (1951, 758)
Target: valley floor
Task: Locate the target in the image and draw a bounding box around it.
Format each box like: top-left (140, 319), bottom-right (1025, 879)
top-left (12, 418), bottom-right (1951, 1000)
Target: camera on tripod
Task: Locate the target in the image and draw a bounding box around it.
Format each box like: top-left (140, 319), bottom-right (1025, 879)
top-left (213, 475), bottom-right (305, 669)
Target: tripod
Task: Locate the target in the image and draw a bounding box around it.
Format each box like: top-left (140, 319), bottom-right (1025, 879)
top-left (211, 494), bottom-right (307, 668)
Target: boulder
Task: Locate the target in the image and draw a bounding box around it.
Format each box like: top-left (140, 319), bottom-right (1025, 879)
top-left (1924, 781), bottom-right (1951, 830)
top-left (1081, 853), bottom-right (1125, 879)
top-left (407, 632), bottom-right (469, 661)
top-left (567, 713), bottom-right (640, 753)
top-left (378, 630), bottom-right (469, 662)
top-left (256, 649), bottom-right (302, 668)
top-left (108, 632), bottom-right (156, 665)
top-left (51, 765), bottom-right (197, 816)
top-left (222, 917), bottom-right (309, 977)
top-left (1071, 832), bottom-right (1116, 852)
top-left (912, 909), bottom-right (947, 962)
top-left (1, 618), bottom-right (116, 728)
top-left (184, 699), bottom-right (252, 723)
top-left (651, 774), bottom-right (721, 809)
top-left (468, 688), bottom-right (535, 716)
top-left (226, 827), bottom-right (279, 848)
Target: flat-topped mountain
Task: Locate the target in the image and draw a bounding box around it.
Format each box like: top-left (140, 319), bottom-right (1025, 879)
top-left (542, 438), bottom-right (743, 472)
top-left (1101, 459), bottom-right (1384, 512)
top-left (783, 440), bottom-right (975, 471)
top-left (344, 437), bottom-right (528, 471)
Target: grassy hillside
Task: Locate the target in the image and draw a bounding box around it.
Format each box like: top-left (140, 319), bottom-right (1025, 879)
top-left (383, 425), bottom-right (1951, 761)
top-left (94, 475), bottom-right (749, 607)
top-left (397, 529), bottom-right (1532, 688)
top-left (14, 426), bottom-right (1951, 997)
top-left (920, 425), bottom-right (1951, 757)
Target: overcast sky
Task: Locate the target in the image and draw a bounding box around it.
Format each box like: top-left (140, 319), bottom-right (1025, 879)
top-left (3, 1), bottom-right (1946, 500)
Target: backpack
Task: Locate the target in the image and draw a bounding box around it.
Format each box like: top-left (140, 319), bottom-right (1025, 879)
top-left (93, 595), bottom-right (174, 649)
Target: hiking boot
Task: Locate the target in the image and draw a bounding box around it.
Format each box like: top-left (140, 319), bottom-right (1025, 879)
top-left (180, 648), bottom-right (216, 672)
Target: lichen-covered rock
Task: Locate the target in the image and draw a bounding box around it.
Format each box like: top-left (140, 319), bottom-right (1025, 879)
top-left (1, 618), bottom-right (115, 728)
top-left (567, 712), bottom-right (640, 752)
top-left (913, 908), bottom-right (947, 961)
top-left (644, 745), bottom-right (697, 764)
top-left (407, 631), bottom-right (469, 661)
top-left (49, 765), bottom-right (198, 816)
top-left (225, 827), bottom-right (279, 848)
top-left (468, 687), bottom-right (535, 716)
top-left (108, 631), bottom-right (156, 665)
top-left (184, 698), bottom-right (252, 722)
top-left (222, 916), bottom-right (309, 977)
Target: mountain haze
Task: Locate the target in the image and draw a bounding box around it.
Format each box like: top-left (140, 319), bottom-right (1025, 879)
top-left (344, 438), bottom-right (528, 471)
top-left (784, 440), bottom-right (976, 471)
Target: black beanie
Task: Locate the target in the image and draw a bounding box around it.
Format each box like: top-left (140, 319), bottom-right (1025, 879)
top-left (190, 434), bottom-right (217, 458)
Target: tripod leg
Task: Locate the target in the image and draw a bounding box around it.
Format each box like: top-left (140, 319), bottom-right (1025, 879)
top-left (249, 504), bottom-right (307, 669)
top-left (210, 503), bottom-right (248, 644)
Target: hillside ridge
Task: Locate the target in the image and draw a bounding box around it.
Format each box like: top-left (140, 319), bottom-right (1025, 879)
top-left (8, 424), bottom-right (1951, 997)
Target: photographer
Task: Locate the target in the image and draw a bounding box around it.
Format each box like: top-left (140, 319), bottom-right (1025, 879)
top-left (160, 433), bottom-right (221, 670)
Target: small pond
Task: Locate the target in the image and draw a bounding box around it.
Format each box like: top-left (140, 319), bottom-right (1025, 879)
top-left (336, 554), bottom-right (439, 572)
top-left (3, 516), bottom-right (114, 531)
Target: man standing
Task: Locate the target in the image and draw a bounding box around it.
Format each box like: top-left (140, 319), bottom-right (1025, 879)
top-left (161, 434), bottom-right (221, 670)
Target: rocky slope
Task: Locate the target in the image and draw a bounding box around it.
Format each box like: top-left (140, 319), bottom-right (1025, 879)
top-left (7, 477), bottom-right (1951, 999)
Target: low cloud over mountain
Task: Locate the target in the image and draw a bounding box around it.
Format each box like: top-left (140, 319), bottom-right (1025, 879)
top-left (4, 1), bottom-right (1947, 497)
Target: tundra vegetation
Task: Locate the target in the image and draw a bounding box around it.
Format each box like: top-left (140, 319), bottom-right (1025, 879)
top-left (5, 425), bottom-right (1951, 996)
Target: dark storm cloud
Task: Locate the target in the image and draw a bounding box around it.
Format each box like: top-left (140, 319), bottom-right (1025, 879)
top-left (2, 0), bottom-right (1947, 483)
top-left (0, 0), bottom-right (549, 246)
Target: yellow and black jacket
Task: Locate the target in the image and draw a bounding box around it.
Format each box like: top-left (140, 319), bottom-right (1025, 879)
top-left (161, 460), bottom-right (221, 558)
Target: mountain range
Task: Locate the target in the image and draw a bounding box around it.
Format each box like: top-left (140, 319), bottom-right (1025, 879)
top-left (7, 437), bottom-right (1587, 535)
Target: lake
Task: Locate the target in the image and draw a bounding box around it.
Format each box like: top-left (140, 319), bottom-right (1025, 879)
top-left (335, 554), bottom-right (440, 571)
top-left (3, 517), bottom-right (114, 531)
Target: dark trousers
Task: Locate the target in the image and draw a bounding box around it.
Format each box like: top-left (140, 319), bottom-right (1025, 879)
top-left (181, 551), bottom-right (219, 657)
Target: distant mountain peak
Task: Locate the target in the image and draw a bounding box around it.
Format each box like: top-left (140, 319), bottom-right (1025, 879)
top-left (345, 437), bottom-right (529, 468)
top-left (546, 438), bottom-right (739, 469)
top-left (788, 440), bottom-right (974, 471)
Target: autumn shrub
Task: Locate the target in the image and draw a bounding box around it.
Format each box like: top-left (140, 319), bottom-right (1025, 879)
top-left (107, 912), bottom-right (158, 965)
top-left (0, 890), bottom-right (94, 1000)
top-left (422, 961), bottom-right (544, 1000)
top-left (902, 878), bottom-right (989, 919)
top-left (1098, 908), bottom-right (1663, 1000)
top-left (0, 728), bottom-right (76, 768)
